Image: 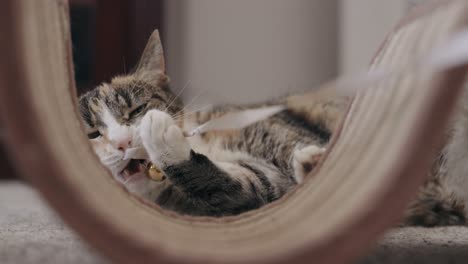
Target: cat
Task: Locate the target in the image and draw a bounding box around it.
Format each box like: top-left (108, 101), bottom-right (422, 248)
top-left (78, 31), bottom-right (347, 217)
top-left (79, 30), bottom-right (468, 224)
top-left (403, 90), bottom-right (468, 227)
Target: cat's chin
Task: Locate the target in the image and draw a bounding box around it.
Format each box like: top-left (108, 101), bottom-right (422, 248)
top-left (126, 177), bottom-right (153, 197)
top-left (126, 176), bottom-right (149, 190)
top-left (116, 158), bottom-right (166, 201)
top-left (126, 176), bottom-right (165, 202)
top-left (124, 172), bottom-right (146, 184)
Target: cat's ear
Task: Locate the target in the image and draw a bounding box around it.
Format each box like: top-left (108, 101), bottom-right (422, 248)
top-left (135, 30), bottom-right (166, 75)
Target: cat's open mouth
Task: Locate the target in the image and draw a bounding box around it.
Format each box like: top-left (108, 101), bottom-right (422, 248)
top-left (119, 159), bottom-right (149, 181)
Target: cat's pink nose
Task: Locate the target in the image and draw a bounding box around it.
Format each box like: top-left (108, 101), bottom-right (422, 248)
top-left (116, 139), bottom-right (132, 152)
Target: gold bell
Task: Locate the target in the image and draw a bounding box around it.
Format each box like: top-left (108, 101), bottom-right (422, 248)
top-left (147, 163), bottom-right (165, 182)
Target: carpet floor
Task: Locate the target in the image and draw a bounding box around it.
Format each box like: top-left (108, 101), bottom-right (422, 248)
top-left (2, 181), bottom-right (468, 264)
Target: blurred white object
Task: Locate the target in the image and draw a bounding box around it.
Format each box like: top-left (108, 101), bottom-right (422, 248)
top-left (165, 0), bottom-right (421, 106)
top-left (340, 0), bottom-right (408, 74)
top-left (165, 0), bottom-right (339, 106)
top-left (186, 105), bottom-right (286, 137)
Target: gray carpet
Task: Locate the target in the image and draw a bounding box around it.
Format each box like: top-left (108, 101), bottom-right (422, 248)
top-left (0, 181), bottom-right (107, 264)
top-left (2, 181), bottom-right (468, 264)
top-left (360, 227), bottom-right (468, 263)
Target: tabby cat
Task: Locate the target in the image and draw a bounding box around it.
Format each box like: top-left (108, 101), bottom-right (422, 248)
top-left (79, 30), bottom-right (468, 225)
top-left (78, 31), bottom-right (347, 217)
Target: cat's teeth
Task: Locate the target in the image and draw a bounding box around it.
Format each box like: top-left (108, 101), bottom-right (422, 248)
top-left (137, 163), bottom-right (145, 173)
top-left (122, 170), bottom-right (131, 180)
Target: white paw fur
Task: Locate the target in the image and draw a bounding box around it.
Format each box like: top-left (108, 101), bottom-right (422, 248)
top-left (293, 145), bottom-right (326, 184)
top-left (140, 110), bottom-right (191, 168)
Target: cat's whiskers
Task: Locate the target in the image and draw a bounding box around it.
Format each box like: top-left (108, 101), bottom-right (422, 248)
top-left (100, 154), bottom-right (123, 164)
top-left (172, 86), bottom-right (209, 119)
top-left (164, 80), bottom-right (191, 112)
top-left (172, 104), bottom-right (211, 121)
top-left (123, 176), bottom-right (135, 185)
top-left (122, 56), bottom-right (127, 74)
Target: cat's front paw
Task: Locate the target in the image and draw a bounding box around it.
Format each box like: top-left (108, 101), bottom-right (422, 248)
top-left (140, 110), bottom-right (191, 168)
top-left (293, 145), bottom-right (326, 184)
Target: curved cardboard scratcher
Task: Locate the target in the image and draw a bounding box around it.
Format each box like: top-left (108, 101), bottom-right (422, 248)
top-left (1, 0), bottom-right (468, 263)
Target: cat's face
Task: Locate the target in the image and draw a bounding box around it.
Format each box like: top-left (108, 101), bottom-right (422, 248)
top-left (78, 31), bottom-right (181, 200)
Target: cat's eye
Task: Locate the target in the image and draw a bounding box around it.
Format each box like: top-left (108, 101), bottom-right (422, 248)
top-left (129, 103), bottom-right (147, 118)
top-left (87, 131), bottom-right (102, 139)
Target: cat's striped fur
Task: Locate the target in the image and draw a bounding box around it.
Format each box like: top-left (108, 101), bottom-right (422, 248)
top-left (78, 30), bottom-right (468, 224)
top-left (78, 31), bottom-right (347, 217)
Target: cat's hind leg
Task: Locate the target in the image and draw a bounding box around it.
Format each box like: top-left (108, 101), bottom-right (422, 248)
top-left (404, 180), bottom-right (466, 227)
top-left (287, 94), bottom-right (350, 133)
top-left (292, 145), bottom-right (326, 184)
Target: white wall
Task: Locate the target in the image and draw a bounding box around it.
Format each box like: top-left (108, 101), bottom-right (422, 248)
top-left (165, 0), bottom-right (416, 106)
top-left (165, 0), bottom-right (339, 106)
top-left (340, 0), bottom-right (408, 74)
